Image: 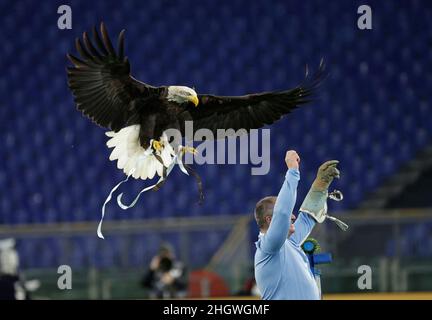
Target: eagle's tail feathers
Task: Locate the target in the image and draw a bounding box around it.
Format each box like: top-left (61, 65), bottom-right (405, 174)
top-left (106, 125), bottom-right (175, 180)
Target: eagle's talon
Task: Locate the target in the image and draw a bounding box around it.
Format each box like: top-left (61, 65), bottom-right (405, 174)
top-left (181, 146), bottom-right (197, 155)
top-left (152, 140), bottom-right (163, 152)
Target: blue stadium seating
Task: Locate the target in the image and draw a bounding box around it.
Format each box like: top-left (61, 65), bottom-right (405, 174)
top-left (1, 0), bottom-right (432, 267)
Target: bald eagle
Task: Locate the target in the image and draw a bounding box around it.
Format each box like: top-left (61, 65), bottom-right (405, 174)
top-left (67, 23), bottom-right (325, 182)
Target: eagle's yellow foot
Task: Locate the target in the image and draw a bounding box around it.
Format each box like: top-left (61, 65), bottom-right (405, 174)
top-left (152, 140), bottom-right (163, 152)
top-left (181, 146), bottom-right (197, 155)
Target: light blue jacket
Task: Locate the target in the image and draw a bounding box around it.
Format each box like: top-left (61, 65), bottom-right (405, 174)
top-left (254, 169), bottom-right (320, 300)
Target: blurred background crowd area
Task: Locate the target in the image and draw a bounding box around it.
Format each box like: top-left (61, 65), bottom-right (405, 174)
top-left (1, 0), bottom-right (432, 299)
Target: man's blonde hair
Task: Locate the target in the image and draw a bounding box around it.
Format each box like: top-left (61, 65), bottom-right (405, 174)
top-left (254, 196), bottom-right (277, 230)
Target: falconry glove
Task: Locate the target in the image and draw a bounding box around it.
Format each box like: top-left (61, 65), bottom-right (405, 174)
top-left (300, 160), bottom-right (349, 231)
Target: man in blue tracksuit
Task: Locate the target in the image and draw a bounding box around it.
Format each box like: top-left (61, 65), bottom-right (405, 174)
top-left (254, 150), bottom-right (340, 300)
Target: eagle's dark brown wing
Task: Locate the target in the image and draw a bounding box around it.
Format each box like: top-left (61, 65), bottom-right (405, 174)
top-left (179, 60), bottom-right (326, 140)
top-left (67, 22), bottom-right (162, 132)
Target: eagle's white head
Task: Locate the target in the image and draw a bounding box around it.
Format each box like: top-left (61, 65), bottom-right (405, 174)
top-left (166, 86), bottom-right (199, 107)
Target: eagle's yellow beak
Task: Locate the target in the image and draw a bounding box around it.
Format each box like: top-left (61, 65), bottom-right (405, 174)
top-left (188, 95), bottom-right (199, 107)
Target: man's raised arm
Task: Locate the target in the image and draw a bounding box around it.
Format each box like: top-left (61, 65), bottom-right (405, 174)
top-left (260, 150), bottom-right (300, 254)
top-left (290, 160), bottom-right (342, 245)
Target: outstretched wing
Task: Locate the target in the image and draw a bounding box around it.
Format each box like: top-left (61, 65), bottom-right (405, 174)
top-left (180, 61), bottom-right (326, 139)
top-left (67, 22), bottom-right (161, 132)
